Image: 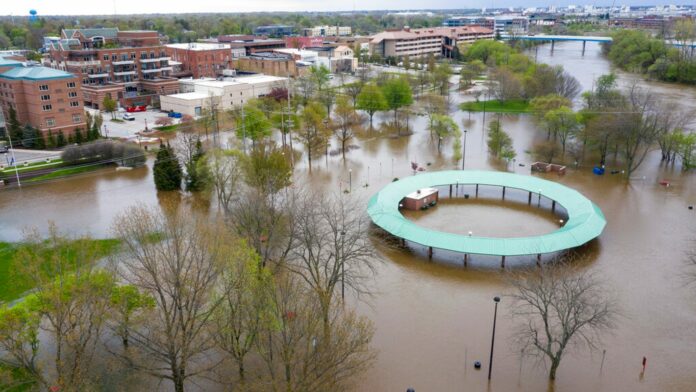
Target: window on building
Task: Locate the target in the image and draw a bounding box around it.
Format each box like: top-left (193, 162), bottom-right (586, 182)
top-left (72, 114), bottom-right (82, 123)
top-left (67, 81), bottom-right (76, 88)
top-left (46, 118), bottom-right (56, 127)
top-left (40, 94), bottom-right (51, 101)
top-left (103, 54), bottom-right (109, 60)
top-left (68, 91), bottom-right (78, 98)
top-left (70, 101), bottom-right (80, 107)
top-left (38, 84), bottom-right (49, 91)
top-left (42, 104), bottom-right (52, 111)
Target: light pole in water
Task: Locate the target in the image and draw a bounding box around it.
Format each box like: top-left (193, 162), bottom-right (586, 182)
top-left (461, 129), bottom-right (468, 170)
top-left (348, 169), bottom-right (352, 192)
top-left (488, 296), bottom-right (501, 380)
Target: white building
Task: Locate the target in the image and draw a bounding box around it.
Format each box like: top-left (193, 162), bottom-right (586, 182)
top-left (160, 74), bottom-right (288, 117)
top-left (273, 46), bottom-right (357, 73)
top-left (303, 26), bottom-right (352, 37)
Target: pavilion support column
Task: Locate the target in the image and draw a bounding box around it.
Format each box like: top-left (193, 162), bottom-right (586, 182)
top-left (551, 200), bottom-right (556, 213)
top-left (536, 253), bottom-right (542, 267)
top-left (582, 40), bottom-right (586, 56)
top-left (401, 238), bottom-right (405, 247)
top-left (502, 186), bottom-right (506, 200)
top-left (501, 255), bottom-right (506, 268)
top-left (475, 184), bottom-right (479, 197)
top-left (449, 184), bottom-right (453, 198)
top-left (464, 253), bottom-right (468, 267)
top-left (551, 40), bottom-right (555, 52)
top-left (528, 191), bottom-right (532, 205)
top-left (428, 247), bottom-right (433, 260)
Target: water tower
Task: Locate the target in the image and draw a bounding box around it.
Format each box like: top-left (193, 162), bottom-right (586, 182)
top-left (29, 9), bottom-right (38, 22)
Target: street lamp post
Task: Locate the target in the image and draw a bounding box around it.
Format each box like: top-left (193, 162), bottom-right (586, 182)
top-left (462, 129), bottom-right (468, 170)
top-left (349, 169), bottom-right (352, 192)
top-left (488, 296), bottom-right (501, 380)
top-left (538, 189), bottom-right (542, 207)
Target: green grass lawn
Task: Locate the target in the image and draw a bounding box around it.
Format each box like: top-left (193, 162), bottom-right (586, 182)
top-left (460, 99), bottom-right (532, 114)
top-left (0, 159), bottom-right (63, 174)
top-left (111, 118), bottom-right (125, 123)
top-left (26, 164), bottom-right (110, 182)
top-left (154, 124), bottom-right (180, 132)
top-left (0, 239), bottom-right (120, 302)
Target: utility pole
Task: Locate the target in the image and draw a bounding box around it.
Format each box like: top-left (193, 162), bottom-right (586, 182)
top-left (5, 130), bottom-right (20, 188)
top-left (488, 296), bottom-right (501, 380)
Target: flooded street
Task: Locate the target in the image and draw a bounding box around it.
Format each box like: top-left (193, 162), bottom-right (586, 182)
top-left (2, 41), bottom-right (696, 391)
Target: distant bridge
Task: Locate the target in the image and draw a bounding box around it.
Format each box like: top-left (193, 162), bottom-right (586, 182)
top-left (501, 35), bottom-right (612, 54)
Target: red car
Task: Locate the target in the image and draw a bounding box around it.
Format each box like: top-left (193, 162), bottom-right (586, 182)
top-left (126, 105), bottom-right (147, 113)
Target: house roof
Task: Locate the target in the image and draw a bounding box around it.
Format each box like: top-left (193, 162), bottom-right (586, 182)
top-left (63, 28), bottom-right (119, 39)
top-left (1, 66), bottom-right (75, 81)
top-left (0, 56), bottom-right (23, 68)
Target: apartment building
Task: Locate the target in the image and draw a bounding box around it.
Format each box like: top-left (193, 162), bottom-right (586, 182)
top-left (253, 25), bottom-right (295, 37)
top-left (302, 26), bottom-right (352, 37)
top-left (0, 57), bottom-right (86, 137)
top-left (369, 26), bottom-right (494, 59)
top-left (160, 74), bottom-right (288, 116)
top-left (231, 52), bottom-right (305, 77)
top-left (166, 43), bottom-right (234, 79)
top-left (45, 28), bottom-right (179, 109)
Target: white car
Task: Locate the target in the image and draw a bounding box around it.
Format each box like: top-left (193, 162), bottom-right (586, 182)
top-left (122, 113), bottom-right (135, 121)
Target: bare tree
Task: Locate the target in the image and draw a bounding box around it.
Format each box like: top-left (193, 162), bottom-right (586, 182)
top-left (255, 273), bottom-right (376, 392)
top-left (201, 148), bottom-right (244, 214)
top-left (112, 207), bottom-right (232, 392)
top-left (334, 96), bottom-right (359, 160)
top-left (508, 258), bottom-right (618, 381)
top-left (618, 85), bottom-right (663, 179)
top-left (285, 193), bottom-right (377, 332)
top-left (6, 226), bottom-right (116, 390)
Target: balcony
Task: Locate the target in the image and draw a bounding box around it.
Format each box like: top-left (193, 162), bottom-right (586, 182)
top-left (139, 56), bottom-right (170, 63)
top-left (114, 70), bottom-right (136, 76)
top-left (87, 73), bottom-right (109, 78)
top-left (141, 68), bottom-right (162, 74)
top-left (112, 60), bottom-right (135, 65)
top-left (159, 66), bottom-right (173, 72)
top-left (66, 60), bottom-right (101, 66)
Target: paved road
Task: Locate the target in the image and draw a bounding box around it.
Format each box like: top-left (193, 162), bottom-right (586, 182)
top-left (1, 148), bottom-right (61, 165)
top-left (101, 110), bottom-right (174, 139)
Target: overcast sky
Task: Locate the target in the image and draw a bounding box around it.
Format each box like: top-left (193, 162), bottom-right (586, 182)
top-left (5, 0), bottom-right (671, 16)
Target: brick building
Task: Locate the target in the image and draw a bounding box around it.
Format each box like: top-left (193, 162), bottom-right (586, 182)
top-left (231, 52), bottom-right (305, 77)
top-left (165, 43), bottom-right (234, 79)
top-left (0, 57), bottom-right (86, 138)
top-left (217, 35), bottom-right (287, 56)
top-left (45, 28), bottom-right (179, 109)
top-left (369, 26), bottom-right (494, 59)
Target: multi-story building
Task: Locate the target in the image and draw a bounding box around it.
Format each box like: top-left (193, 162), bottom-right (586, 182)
top-left (45, 28), bottom-right (179, 110)
top-left (275, 45), bottom-right (358, 73)
top-left (165, 43), bottom-right (234, 79)
top-left (253, 25), bottom-right (295, 38)
top-left (285, 36), bottom-right (324, 49)
top-left (218, 35), bottom-right (287, 56)
top-left (0, 57), bottom-right (86, 138)
top-left (231, 52), bottom-right (305, 77)
top-left (369, 26), bottom-right (494, 59)
top-left (301, 26), bottom-right (352, 37)
top-left (160, 74), bottom-right (288, 116)
top-left (494, 16), bottom-right (529, 35)
top-left (442, 16), bottom-right (495, 30)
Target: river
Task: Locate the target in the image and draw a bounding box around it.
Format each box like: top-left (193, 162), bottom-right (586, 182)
top-left (2, 41), bottom-right (696, 391)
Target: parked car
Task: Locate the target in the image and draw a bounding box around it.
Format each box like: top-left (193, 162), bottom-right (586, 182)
top-left (122, 113), bottom-right (136, 121)
top-left (0, 141), bottom-right (8, 153)
top-left (126, 105), bottom-right (147, 113)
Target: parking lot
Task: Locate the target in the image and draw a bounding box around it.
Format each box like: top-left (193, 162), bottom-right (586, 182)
top-left (89, 108), bottom-right (176, 139)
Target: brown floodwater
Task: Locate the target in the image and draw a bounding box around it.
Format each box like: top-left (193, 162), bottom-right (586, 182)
top-left (2, 41), bottom-right (696, 391)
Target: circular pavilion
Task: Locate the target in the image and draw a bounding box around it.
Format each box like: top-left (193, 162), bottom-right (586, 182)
top-left (367, 170), bottom-right (606, 266)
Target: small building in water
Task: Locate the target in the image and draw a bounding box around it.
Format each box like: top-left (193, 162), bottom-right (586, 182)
top-left (401, 188), bottom-right (439, 210)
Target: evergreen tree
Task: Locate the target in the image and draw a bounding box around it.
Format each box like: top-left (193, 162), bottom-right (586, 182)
top-left (153, 143), bottom-right (182, 191)
top-left (185, 138), bottom-right (205, 192)
top-left (7, 107), bottom-right (22, 143)
top-left (56, 131), bottom-right (66, 147)
top-left (35, 131), bottom-right (46, 149)
top-left (21, 125), bottom-right (37, 148)
top-left (75, 128), bottom-right (84, 144)
top-left (46, 130), bottom-right (55, 149)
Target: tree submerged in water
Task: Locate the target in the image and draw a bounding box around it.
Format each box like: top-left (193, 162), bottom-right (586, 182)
top-left (153, 143), bottom-right (182, 191)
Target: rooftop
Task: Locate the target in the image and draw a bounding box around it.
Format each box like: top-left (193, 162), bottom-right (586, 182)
top-left (0, 56), bottom-right (24, 68)
top-left (166, 43), bottom-right (231, 51)
top-left (0, 65), bottom-right (75, 81)
top-left (63, 28), bottom-right (119, 39)
top-left (181, 74), bottom-right (287, 88)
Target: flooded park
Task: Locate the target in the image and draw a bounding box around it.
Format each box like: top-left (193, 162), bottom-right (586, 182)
top-left (2, 41), bottom-right (696, 391)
